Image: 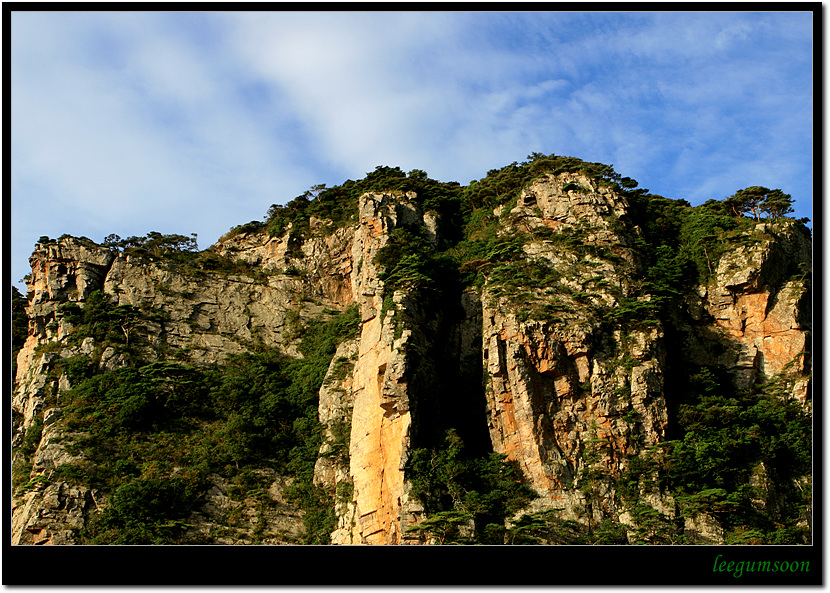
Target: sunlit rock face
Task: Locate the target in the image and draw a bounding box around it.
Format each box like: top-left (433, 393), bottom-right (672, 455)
top-left (333, 192), bottom-right (435, 544)
top-left (12, 173), bottom-right (811, 546)
top-left (478, 175), bottom-right (668, 525)
top-left (702, 222), bottom-right (811, 400)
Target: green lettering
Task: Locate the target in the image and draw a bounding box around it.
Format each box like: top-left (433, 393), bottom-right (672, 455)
top-left (799, 561), bottom-right (810, 572)
top-left (773, 561), bottom-right (780, 572)
top-left (727, 561), bottom-right (735, 573)
top-left (733, 561), bottom-right (744, 579)
top-left (758, 561), bottom-right (771, 572)
top-left (719, 561), bottom-right (728, 572)
top-left (713, 555), bottom-right (723, 572)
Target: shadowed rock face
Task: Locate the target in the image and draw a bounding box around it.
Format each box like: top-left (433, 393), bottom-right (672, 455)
top-left (12, 174), bottom-right (811, 546)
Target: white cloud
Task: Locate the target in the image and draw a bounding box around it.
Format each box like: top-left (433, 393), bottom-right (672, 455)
top-left (13, 14), bottom-right (309, 225)
top-left (11, 10), bottom-right (814, 290)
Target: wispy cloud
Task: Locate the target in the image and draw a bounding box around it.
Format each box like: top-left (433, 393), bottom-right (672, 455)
top-left (11, 10), bottom-right (813, 288)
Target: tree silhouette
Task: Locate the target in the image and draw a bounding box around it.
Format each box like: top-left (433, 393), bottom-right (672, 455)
top-left (725, 186), bottom-right (794, 221)
top-left (761, 188), bottom-right (795, 220)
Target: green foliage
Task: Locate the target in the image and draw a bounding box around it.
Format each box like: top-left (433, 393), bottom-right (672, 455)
top-left (725, 186), bottom-right (795, 221)
top-left (13, 417), bottom-right (44, 493)
top-left (266, 167), bottom-right (463, 241)
top-left (223, 220), bottom-right (267, 239)
top-left (19, 417), bottom-right (44, 459)
top-left (285, 305), bottom-right (361, 408)
top-left (406, 510), bottom-right (476, 545)
top-left (57, 290), bottom-right (142, 350)
top-left (406, 429), bottom-right (537, 544)
top-left (484, 256), bottom-right (574, 322)
top-left (17, 475), bottom-right (51, 494)
top-left (676, 205), bottom-right (745, 280)
top-left (760, 189), bottom-right (795, 220)
top-left (373, 226), bottom-right (458, 298)
top-left (448, 220), bottom-right (525, 287)
top-left (84, 477), bottom-right (200, 544)
top-left (54, 354), bottom-right (96, 384)
top-left (643, 244), bottom-right (689, 298)
top-left (505, 508), bottom-right (629, 545)
top-left (284, 480), bottom-right (338, 544)
top-left (620, 364), bottom-right (813, 544)
top-left (611, 191), bottom-right (693, 322)
top-left (624, 502), bottom-right (681, 544)
top-left (104, 231), bottom-right (199, 254)
top-left (52, 301), bottom-right (362, 544)
top-left (600, 240), bottom-right (696, 325)
top-left (207, 349), bottom-right (312, 471)
top-left (670, 377), bottom-right (811, 496)
top-left (601, 297), bottom-right (664, 325)
top-left (460, 153), bottom-right (632, 214)
top-left (62, 361), bottom-right (214, 437)
top-left (104, 231), bottom-right (274, 282)
top-left (606, 186), bottom-right (780, 325)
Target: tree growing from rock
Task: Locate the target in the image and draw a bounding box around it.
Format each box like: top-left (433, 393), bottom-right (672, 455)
top-left (761, 188), bottom-right (795, 220)
top-left (724, 186), bottom-right (794, 221)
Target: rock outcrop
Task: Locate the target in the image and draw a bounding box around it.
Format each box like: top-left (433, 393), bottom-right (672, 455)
top-left (12, 166), bottom-right (812, 546)
top-left (11, 230), bottom-right (355, 545)
top-left (327, 192), bottom-right (436, 544)
top-left (702, 223), bottom-right (811, 400)
top-left (480, 174), bottom-right (668, 524)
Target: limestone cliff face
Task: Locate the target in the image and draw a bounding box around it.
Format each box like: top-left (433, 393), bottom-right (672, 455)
top-left (13, 229), bottom-right (354, 432)
top-left (14, 239), bottom-right (116, 433)
top-left (12, 169), bottom-right (811, 546)
top-left (12, 230), bottom-right (354, 545)
top-left (327, 192), bottom-right (433, 544)
top-left (699, 222), bottom-right (811, 400)
top-left (479, 174), bottom-right (669, 524)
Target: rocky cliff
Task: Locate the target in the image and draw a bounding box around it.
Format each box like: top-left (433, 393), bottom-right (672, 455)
top-left (12, 156), bottom-right (812, 545)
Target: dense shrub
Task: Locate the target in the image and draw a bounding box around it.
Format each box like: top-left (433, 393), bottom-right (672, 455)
top-left (51, 302), bottom-right (361, 544)
top-left (613, 364), bottom-right (812, 545)
top-left (406, 430), bottom-right (537, 544)
top-left (85, 476), bottom-right (201, 544)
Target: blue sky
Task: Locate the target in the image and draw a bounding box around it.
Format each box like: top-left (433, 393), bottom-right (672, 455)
top-left (11, 10), bottom-right (814, 291)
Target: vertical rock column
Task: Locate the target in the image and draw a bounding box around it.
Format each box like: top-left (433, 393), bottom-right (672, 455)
top-left (334, 192), bottom-right (423, 545)
top-left (13, 238), bottom-right (115, 545)
top-left (14, 238), bottom-right (115, 432)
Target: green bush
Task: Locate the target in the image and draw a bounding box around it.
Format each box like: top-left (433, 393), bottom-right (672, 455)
top-left (85, 477), bottom-right (200, 544)
top-left (406, 429), bottom-right (537, 544)
top-left (266, 167), bottom-right (463, 241)
top-left (616, 364), bottom-right (812, 544)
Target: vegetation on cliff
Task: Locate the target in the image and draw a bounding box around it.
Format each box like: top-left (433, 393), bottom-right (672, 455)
top-left (14, 288), bottom-right (359, 544)
top-left (263, 165), bottom-right (464, 241)
top-left (405, 429), bottom-right (538, 544)
top-left (12, 152), bottom-right (810, 545)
